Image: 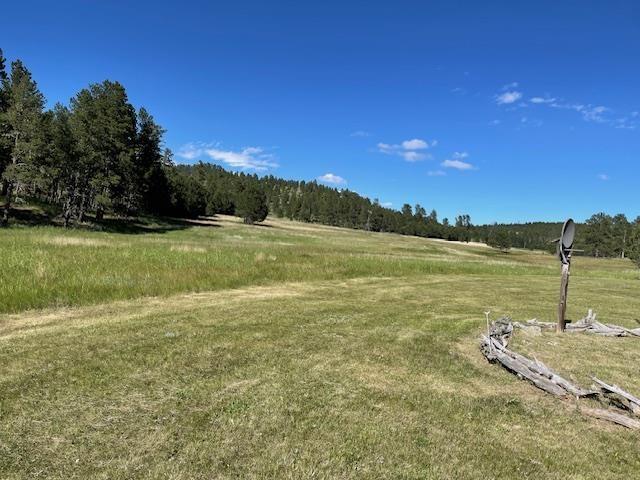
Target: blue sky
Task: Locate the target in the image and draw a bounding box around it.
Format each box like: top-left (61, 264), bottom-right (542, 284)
top-left (2, 0), bottom-right (639, 223)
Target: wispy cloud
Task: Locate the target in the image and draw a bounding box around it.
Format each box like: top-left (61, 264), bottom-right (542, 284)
top-left (441, 152), bottom-right (475, 171)
top-left (489, 119), bottom-right (501, 126)
top-left (597, 173), bottom-right (609, 181)
top-left (178, 142), bottom-right (278, 171)
top-left (318, 173), bottom-right (346, 185)
top-left (530, 96), bottom-right (556, 104)
top-left (549, 103), bottom-right (610, 123)
top-left (496, 84), bottom-right (637, 129)
top-left (350, 130), bottom-right (371, 137)
top-left (532, 96), bottom-right (636, 128)
top-left (502, 82), bottom-right (519, 90)
top-left (381, 201), bottom-right (393, 207)
top-left (377, 138), bottom-right (436, 162)
top-left (177, 142), bottom-right (205, 160)
top-left (495, 90), bottom-right (523, 105)
top-left (427, 170), bottom-right (447, 176)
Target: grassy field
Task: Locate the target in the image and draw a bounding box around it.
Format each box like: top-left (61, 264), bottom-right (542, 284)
top-left (1, 215), bottom-right (639, 479)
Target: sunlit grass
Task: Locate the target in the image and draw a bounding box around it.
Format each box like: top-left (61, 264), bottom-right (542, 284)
top-left (1, 215), bottom-right (639, 478)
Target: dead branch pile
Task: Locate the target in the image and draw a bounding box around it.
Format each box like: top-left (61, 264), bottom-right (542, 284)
top-left (514, 309), bottom-right (640, 337)
top-left (480, 316), bottom-right (640, 430)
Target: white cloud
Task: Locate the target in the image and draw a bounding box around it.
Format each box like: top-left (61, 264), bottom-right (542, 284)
top-left (615, 117), bottom-right (637, 130)
top-left (502, 82), bottom-right (519, 90)
top-left (427, 170), bottom-right (446, 176)
top-left (441, 152), bottom-right (475, 171)
top-left (530, 96), bottom-right (556, 104)
top-left (401, 138), bottom-right (428, 150)
top-left (597, 173), bottom-right (609, 181)
top-left (401, 151), bottom-right (427, 162)
top-left (496, 91), bottom-right (523, 105)
top-left (177, 142), bottom-right (278, 171)
top-left (377, 138), bottom-right (436, 162)
top-left (318, 173), bottom-right (346, 185)
top-left (582, 106), bottom-right (608, 122)
top-left (350, 130), bottom-right (371, 137)
top-left (381, 201), bottom-right (393, 207)
top-left (205, 147), bottom-right (278, 171)
top-left (549, 102), bottom-right (612, 123)
top-left (489, 119), bottom-right (501, 126)
top-left (442, 159), bottom-right (474, 170)
top-left (177, 142), bottom-right (204, 160)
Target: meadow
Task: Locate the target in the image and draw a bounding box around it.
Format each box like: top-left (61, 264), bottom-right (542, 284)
top-left (1, 215), bottom-right (639, 479)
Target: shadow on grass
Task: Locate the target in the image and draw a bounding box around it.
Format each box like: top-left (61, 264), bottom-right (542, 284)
top-left (6, 203), bottom-right (221, 235)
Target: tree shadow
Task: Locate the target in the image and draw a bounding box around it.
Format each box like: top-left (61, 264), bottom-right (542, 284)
top-left (6, 205), bottom-right (221, 235)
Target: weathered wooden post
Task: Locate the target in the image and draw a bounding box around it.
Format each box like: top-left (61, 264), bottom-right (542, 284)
top-left (556, 219), bottom-right (575, 333)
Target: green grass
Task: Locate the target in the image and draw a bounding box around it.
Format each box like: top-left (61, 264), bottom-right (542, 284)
top-left (1, 215), bottom-right (639, 478)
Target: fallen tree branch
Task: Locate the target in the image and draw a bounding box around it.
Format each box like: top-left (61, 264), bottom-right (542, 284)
top-left (513, 310), bottom-right (640, 337)
top-left (592, 377), bottom-right (640, 416)
top-left (480, 318), bottom-right (596, 398)
top-left (582, 408), bottom-right (640, 430)
top-left (480, 315), bottom-right (640, 430)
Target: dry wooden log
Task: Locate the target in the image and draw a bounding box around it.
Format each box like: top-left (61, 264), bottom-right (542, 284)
top-left (481, 314), bottom-right (640, 430)
top-left (518, 310), bottom-right (640, 337)
top-left (604, 324), bottom-right (640, 337)
top-left (481, 335), bottom-right (568, 396)
top-left (592, 378), bottom-right (640, 416)
top-left (582, 408), bottom-right (640, 430)
top-left (486, 336), bottom-right (595, 397)
top-left (481, 326), bottom-right (595, 398)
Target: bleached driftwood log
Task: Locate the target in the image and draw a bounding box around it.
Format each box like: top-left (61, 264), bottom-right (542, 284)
top-left (582, 408), bottom-right (640, 430)
top-left (513, 310), bottom-right (640, 337)
top-left (480, 317), bottom-right (596, 398)
top-left (481, 316), bottom-right (640, 429)
top-left (592, 377), bottom-right (640, 416)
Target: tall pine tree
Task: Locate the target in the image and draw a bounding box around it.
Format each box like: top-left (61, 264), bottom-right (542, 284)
top-left (1, 60), bottom-right (45, 226)
top-left (70, 81), bottom-right (137, 221)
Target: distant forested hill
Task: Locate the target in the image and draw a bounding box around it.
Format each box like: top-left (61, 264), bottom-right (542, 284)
top-left (0, 48), bottom-right (638, 263)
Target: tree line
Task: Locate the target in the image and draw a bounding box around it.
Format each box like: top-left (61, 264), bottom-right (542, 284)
top-left (1, 49), bottom-right (639, 266)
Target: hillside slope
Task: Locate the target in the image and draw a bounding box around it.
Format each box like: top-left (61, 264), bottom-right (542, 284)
top-left (1, 215), bottom-right (639, 478)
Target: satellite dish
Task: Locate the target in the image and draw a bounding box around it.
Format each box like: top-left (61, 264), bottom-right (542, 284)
top-left (558, 218), bottom-right (575, 264)
top-left (561, 219), bottom-right (575, 249)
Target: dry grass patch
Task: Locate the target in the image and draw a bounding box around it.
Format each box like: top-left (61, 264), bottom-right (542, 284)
top-left (169, 244), bottom-right (207, 253)
top-left (40, 236), bottom-right (115, 248)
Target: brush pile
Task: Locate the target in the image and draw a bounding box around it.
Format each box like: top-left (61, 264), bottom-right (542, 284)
top-left (480, 313), bottom-right (640, 429)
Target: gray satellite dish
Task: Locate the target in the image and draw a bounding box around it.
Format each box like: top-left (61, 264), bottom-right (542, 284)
top-left (558, 218), bottom-right (575, 264)
top-left (561, 218), bottom-right (575, 249)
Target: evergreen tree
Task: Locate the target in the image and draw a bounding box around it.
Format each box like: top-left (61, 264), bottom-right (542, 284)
top-left (1, 60), bottom-right (45, 226)
top-left (487, 228), bottom-right (512, 252)
top-left (583, 213), bottom-right (614, 257)
top-left (236, 183), bottom-right (268, 224)
top-left (628, 218), bottom-right (640, 267)
top-left (0, 48), bottom-right (11, 193)
top-left (70, 81), bottom-right (137, 221)
top-left (611, 213), bottom-right (630, 258)
top-left (136, 107), bottom-right (168, 214)
top-left (48, 104), bottom-right (80, 226)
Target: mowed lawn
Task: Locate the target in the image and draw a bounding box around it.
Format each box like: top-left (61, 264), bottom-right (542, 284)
top-left (1, 216), bottom-right (639, 479)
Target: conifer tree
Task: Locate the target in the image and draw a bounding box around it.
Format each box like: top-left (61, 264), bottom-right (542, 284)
top-left (70, 81), bottom-right (137, 221)
top-left (236, 183), bottom-right (268, 224)
top-left (2, 60), bottom-right (45, 226)
top-left (0, 48), bottom-right (10, 192)
top-left (136, 107), bottom-right (168, 214)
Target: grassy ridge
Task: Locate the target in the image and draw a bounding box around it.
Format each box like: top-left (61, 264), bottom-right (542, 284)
top-left (0, 215), bottom-right (636, 314)
top-left (1, 215), bottom-right (639, 478)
